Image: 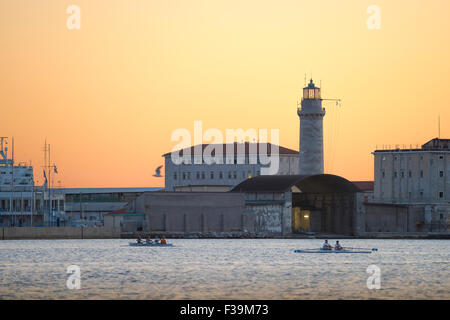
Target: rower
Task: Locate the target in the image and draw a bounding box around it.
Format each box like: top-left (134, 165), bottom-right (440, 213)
top-left (334, 241), bottom-right (343, 251)
top-left (322, 239), bottom-right (332, 250)
top-left (145, 236), bottom-right (153, 245)
top-left (136, 236), bottom-right (142, 244)
top-left (160, 236), bottom-right (167, 245)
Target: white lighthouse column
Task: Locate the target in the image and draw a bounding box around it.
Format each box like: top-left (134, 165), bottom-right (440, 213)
top-left (298, 79), bottom-right (325, 175)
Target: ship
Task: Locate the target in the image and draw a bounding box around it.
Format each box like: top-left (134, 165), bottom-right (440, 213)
top-left (0, 137), bottom-right (65, 227)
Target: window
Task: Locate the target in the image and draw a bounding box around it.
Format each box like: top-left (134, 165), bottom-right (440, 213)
top-left (394, 172), bottom-right (397, 178)
top-left (401, 171), bottom-right (404, 178)
top-left (420, 191), bottom-right (423, 199)
top-left (210, 171), bottom-right (214, 179)
top-left (233, 171), bottom-right (237, 179)
top-left (196, 172), bottom-right (200, 180)
top-left (247, 171), bottom-right (252, 178)
top-left (408, 171), bottom-right (412, 178)
top-left (173, 173), bottom-right (177, 180)
top-left (219, 172), bottom-right (223, 179)
top-left (182, 173), bottom-right (186, 180)
top-left (439, 192), bottom-right (444, 199)
top-left (439, 171), bottom-right (444, 177)
top-left (420, 170), bottom-right (423, 178)
top-left (187, 172), bottom-right (191, 179)
top-left (382, 171), bottom-right (385, 178)
top-left (201, 172), bottom-right (205, 180)
top-left (228, 172), bottom-right (232, 179)
top-left (256, 170), bottom-right (260, 176)
top-left (439, 155), bottom-right (444, 160)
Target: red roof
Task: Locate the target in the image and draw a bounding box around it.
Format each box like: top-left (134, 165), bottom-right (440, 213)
top-left (110, 207), bottom-right (127, 214)
top-left (163, 142), bottom-right (298, 157)
top-left (352, 181), bottom-right (374, 191)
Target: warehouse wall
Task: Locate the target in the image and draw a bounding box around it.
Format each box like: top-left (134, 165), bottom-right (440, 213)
top-left (133, 192), bottom-right (255, 233)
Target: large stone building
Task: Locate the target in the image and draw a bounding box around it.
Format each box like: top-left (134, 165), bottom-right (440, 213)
top-left (109, 192), bottom-right (252, 236)
top-left (163, 142), bottom-right (299, 191)
top-left (373, 138), bottom-right (449, 204)
top-left (231, 174), bottom-right (362, 235)
top-left (369, 138), bottom-right (449, 233)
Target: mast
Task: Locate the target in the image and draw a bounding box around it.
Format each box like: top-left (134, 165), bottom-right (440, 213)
top-left (44, 140), bottom-right (47, 226)
top-left (11, 137), bottom-right (14, 226)
top-left (48, 143), bottom-right (51, 226)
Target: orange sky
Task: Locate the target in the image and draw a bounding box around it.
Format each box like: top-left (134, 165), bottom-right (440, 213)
top-left (1, 0), bottom-right (449, 187)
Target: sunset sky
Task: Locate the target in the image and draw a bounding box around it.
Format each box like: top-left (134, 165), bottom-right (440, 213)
top-left (1, 0), bottom-right (449, 187)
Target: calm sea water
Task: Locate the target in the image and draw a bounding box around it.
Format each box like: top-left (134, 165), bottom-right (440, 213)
top-left (0, 239), bottom-right (448, 299)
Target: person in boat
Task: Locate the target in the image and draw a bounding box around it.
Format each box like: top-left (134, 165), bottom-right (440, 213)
top-left (145, 236), bottom-right (153, 245)
top-left (160, 236), bottom-right (167, 245)
top-left (154, 236), bottom-right (160, 244)
top-left (334, 241), bottom-right (343, 251)
top-left (136, 236), bottom-right (142, 244)
top-left (322, 240), bottom-right (332, 250)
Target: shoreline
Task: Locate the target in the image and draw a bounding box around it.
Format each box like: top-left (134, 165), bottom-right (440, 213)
top-left (1, 227), bottom-right (449, 240)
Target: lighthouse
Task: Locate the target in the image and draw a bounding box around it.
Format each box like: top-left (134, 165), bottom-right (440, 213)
top-left (298, 79), bottom-right (325, 175)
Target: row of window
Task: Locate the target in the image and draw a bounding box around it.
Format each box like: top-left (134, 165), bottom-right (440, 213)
top-left (382, 170), bottom-right (444, 178)
top-left (0, 171), bottom-right (33, 175)
top-left (393, 155), bottom-right (445, 160)
top-left (380, 191), bottom-right (444, 199)
top-left (174, 170), bottom-right (260, 181)
top-left (173, 156), bottom-right (294, 165)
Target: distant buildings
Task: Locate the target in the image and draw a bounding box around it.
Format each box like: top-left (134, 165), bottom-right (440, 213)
top-left (366, 138), bottom-right (449, 233)
top-left (2, 81), bottom-right (449, 238)
top-left (163, 142), bottom-right (299, 192)
top-left (62, 187), bottom-right (161, 226)
top-left (373, 138), bottom-right (449, 204)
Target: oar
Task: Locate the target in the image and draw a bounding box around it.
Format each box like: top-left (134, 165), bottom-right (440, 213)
top-left (344, 247), bottom-right (378, 251)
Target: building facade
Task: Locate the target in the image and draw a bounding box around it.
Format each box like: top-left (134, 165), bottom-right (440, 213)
top-left (372, 138), bottom-right (449, 233)
top-left (121, 192), bottom-right (252, 235)
top-left (232, 174), bottom-right (361, 236)
top-left (63, 187), bottom-right (162, 226)
top-left (163, 142), bottom-right (299, 191)
top-left (373, 138), bottom-right (449, 204)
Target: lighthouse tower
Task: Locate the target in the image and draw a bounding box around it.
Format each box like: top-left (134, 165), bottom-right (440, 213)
top-left (298, 79), bottom-right (325, 175)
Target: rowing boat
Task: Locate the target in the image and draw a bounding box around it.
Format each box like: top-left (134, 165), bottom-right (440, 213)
top-left (129, 242), bottom-right (174, 247)
top-left (294, 249), bottom-right (374, 254)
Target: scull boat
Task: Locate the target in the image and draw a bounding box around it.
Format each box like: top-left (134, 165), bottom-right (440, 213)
top-left (129, 242), bottom-right (174, 247)
top-left (294, 248), bottom-right (377, 254)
